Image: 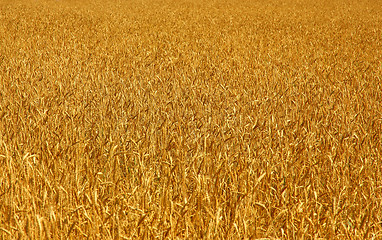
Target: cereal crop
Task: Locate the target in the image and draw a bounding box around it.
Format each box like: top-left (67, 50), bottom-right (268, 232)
top-left (1, 0), bottom-right (382, 238)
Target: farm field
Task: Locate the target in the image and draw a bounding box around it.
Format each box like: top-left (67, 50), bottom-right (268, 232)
top-left (1, 0), bottom-right (382, 238)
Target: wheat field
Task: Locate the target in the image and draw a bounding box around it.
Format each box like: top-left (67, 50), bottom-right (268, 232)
top-left (0, 0), bottom-right (382, 239)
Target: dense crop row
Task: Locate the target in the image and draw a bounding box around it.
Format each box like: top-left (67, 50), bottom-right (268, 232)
top-left (1, 0), bottom-right (382, 238)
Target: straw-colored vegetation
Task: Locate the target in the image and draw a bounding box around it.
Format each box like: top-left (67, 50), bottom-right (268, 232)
top-left (1, 0), bottom-right (382, 238)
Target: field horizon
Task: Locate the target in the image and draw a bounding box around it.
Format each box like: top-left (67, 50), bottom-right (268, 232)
top-left (1, 0), bottom-right (382, 239)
